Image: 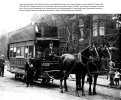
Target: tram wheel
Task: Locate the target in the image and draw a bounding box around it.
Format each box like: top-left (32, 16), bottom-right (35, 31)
top-left (41, 78), bottom-right (46, 84)
top-left (22, 75), bottom-right (26, 81)
top-left (41, 78), bottom-right (50, 84)
top-left (15, 74), bottom-right (17, 79)
top-left (46, 78), bottom-right (50, 83)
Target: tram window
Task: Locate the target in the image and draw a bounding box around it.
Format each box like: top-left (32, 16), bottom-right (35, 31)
top-left (21, 47), bottom-right (24, 57)
top-left (24, 46), bottom-right (33, 58)
top-left (16, 47), bottom-right (21, 56)
top-left (28, 46), bottom-right (33, 58)
top-left (13, 47), bottom-right (16, 57)
top-left (24, 47), bottom-right (28, 58)
top-left (10, 47), bottom-right (13, 57)
top-left (10, 46), bottom-right (25, 58)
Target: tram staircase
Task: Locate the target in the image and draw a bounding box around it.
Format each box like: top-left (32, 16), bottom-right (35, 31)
top-left (42, 46), bottom-right (69, 80)
top-left (59, 46), bottom-right (69, 56)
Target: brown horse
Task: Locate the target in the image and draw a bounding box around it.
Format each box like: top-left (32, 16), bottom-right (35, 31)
top-left (84, 43), bottom-right (111, 95)
top-left (59, 44), bottom-right (99, 96)
top-left (81, 44), bottom-right (100, 95)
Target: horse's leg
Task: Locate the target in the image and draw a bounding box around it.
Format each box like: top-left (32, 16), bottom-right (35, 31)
top-left (88, 75), bottom-right (93, 95)
top-left (64, 77), bottom-right (68, 92)
top-left (93, 73), bottom-right (98, 95)
top-left (81, 75), bottom-right (85, 96)
top-left (60, 79), bottom-right (63, 93)
top-left (78, 74), bottom-right (82, 90)
top-left (79, 79), bottom-right (81, 91)
top-left (75, 74), bottom-right (80, 97)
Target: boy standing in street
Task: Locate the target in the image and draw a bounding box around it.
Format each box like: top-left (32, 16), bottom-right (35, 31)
top-left (114, 69), bottom-right (120, 86)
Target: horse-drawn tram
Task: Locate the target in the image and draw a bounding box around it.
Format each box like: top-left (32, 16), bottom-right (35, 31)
top-left (7, 23), bottom-right (66, 83)
top-left (7, 20), bottom-right (114, 96)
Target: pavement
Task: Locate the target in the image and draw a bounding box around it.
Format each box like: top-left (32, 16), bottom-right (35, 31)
top-left (4, 62), bottom-right (121, 89)
top-left (69, 74), bottom-right (121, 89)
top-left (96, 75), bottom-right (121, 89)
top-left (2, 66), bottom-right (121, 99)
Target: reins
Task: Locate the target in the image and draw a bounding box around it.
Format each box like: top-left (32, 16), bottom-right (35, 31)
top-left (45, 60), bottom-right (76, 80)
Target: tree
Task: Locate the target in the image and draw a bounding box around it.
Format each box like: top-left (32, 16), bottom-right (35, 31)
top-left (0, 35), bottom-right (7, 57)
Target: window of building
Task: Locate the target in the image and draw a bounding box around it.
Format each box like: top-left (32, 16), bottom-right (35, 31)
top-left (99, 22), bottom-right (105, 35)
top-left (99, 27), bottom-right (105, 35)
top-left (93, 23), bottom-right (98, 37)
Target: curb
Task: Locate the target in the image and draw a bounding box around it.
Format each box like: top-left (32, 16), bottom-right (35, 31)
top-left (68, 78), bottom-right (121, 90)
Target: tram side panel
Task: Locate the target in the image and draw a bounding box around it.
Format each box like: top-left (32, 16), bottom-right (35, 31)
top-left (7, 41), bottom-right (35, 78)
top-left (7, 40), bottom-right (61, 80)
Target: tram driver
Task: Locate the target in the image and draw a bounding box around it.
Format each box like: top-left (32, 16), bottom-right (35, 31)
top-left (45, 41), bottom-right (57, 60)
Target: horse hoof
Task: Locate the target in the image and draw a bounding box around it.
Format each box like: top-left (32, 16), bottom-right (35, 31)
top-left (65, 89), bottom-right (68, 92)
top-left (93, 92), bottom-right (97, 95)
top-left (60, 90), bottom-right (63, 93)
top-left (82, 93), bottom-right (86, 96)
top-left (78, 88), bottom-right (82, 91)
top-left (76, 88), bottom-right (81, 91)
top-left (76, 93), bottom-right (80, 97)
top-left (88, 92), bottom-right (92, 95)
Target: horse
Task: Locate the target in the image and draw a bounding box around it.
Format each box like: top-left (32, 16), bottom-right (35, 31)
top-left (59, 44), bottom-right (99, 96)
top-left (81, 44), bottom-right (100, 95)
top-left (59, 54), bottom-right (87, 96)
top-left (81, 43), bottom-right (112, 95)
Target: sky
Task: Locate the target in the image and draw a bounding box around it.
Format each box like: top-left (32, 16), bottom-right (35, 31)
top-left (0, 0), bottom-right (35, 36)
top-left (0, 0), bottom-right (52, 36)
top-left (0, 0), bottom-right (120, 36)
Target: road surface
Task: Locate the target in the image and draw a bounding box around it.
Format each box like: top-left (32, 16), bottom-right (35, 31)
top-left (0, 67), bottom-right (121, 100)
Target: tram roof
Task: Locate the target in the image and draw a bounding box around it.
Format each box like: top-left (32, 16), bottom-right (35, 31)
top-left (8, 24), bottom-right (36, 44)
